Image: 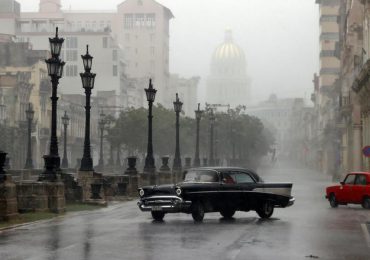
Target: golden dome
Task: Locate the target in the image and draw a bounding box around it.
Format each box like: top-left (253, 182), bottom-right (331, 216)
top-left (212, 29), bottom-right (245, 63)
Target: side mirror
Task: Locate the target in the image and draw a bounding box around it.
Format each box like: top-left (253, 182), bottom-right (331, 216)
top-left (340, 181), bottom-right (344, 185)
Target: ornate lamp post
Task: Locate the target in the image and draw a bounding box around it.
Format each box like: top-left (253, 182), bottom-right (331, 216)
top-left (61, 111), bottom-right (70, 168)
top-left (40, 27), bottom-right (65, 181)
top-left (173, 93), bottom-right (183, 172)
top-left (208, 109), bottom-right (215, 166)
top-left (80, 45), bottom-right (96, 172)
top-left (193, 103), bottom-right (203, 167)
top-left (143, 79), bottom-right (157, 173)
top-left (98, 112), bottom-right (106, 169)
top-left (24, 103), bottom-right (34, 169)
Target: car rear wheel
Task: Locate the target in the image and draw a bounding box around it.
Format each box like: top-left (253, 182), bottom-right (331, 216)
top-left (362, 197), bottom-right (370, 209)
top-left (220, 208), bottom-right (236, 219)
top-left (151, 211), bottom-right (165, 221)
top-left (256, 200), bottom-right (274, 219)
top-left (191, 201), bottom-right (205, 222)
top-left (329, 194), bottom-right (338, 208)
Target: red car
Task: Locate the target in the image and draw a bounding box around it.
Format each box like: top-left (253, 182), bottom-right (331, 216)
top-left (326, 172), bottom-right (370, 209)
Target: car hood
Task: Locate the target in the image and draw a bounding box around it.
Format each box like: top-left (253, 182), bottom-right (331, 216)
top-left (141, 184), bottom-right (177, 196)
top-left (326, 185), bottom-right (341, 191)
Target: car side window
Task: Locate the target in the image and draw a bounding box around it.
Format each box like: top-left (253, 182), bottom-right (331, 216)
top-left (233, 171), bottom-right (255, 184)
top-left (344, 174), bottom-right (356, 185)
top-left (222, 172), bottom-right (236, 184)
top-left (355, 175), bottom-right (367, 186)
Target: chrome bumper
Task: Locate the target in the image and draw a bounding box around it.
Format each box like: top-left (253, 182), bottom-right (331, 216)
top-left (287, 197), bottom-right (295, 207)
top-left (137, 195), bottom-right (192, 213)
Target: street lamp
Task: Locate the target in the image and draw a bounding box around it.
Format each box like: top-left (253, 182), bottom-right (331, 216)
top-left (24, 103), bottom-right (34, 169)
top-left (40, 27), bottom-right (65, 181)
top-left (61, 111), bottom-right (70, 169)
top-left (98, 112), bottom-right (106, 169)
top-left (173, 93), bottom-right (183, 172)
top-left (144, 79), bottom-right (157, 173)
top-left (80, 45), bottom-right (96, 172)
top-left (209, 109), bottom-right (215, 166)
top-left (194, 103), bottom-right (203, 167)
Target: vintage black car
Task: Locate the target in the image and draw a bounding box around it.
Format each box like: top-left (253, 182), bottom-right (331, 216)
top-left (137, 167), bottom-right (294, 221)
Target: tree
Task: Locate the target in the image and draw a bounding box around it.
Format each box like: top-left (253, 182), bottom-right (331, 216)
top-left (110, 105), bottom-right (274, 169)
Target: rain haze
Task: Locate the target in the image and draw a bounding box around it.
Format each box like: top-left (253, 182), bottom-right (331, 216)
top-left (5, 1), bottom-right (370, 259)
top-left (17, 0), bottom-right (319, 105)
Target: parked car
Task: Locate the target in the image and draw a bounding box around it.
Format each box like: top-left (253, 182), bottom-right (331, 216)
top-left (137, 167), bottom-right (295, 221)
top-left (326, 172), bottom-right (370, 209)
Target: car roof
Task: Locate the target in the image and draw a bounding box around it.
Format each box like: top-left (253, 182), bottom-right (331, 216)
top-left (348, 172), bottom-right (370, 175)
top-left (188, 166), bottom-right (256, 172)
top-left (187, 167), bottom-right (262, 182)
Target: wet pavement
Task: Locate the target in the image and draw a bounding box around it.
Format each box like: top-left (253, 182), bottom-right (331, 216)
top-left (1, 162), bottom-right (370, 260)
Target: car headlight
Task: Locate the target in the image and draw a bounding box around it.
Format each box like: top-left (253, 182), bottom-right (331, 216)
top-left (139, 189), bottom-right (145, 197)
top-left (176, 188), bottom-right (182, 196)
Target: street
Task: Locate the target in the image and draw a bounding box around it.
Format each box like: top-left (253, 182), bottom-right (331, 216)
top-left (1, 162), bottom-right (370, 260)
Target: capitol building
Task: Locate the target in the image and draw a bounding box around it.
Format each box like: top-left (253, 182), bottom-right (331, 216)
top-left (207, 30), bottom-right (250, 107)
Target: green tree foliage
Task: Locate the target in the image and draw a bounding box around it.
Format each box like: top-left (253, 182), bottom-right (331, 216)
top-left (107, 105), bottom-right (275, 167)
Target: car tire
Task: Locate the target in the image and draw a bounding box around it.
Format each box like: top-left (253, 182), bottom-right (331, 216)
top-left (362, 197), bottom-right (370, 209)
top-left (151, 211), bottom-right (165, 221)
top-left (220, 208), bottom-right (236, 219)
top-left (256, 200), bottom-right (274, 219)
top-left (329, 194), bottom-right (338, 208)
top-left (191, 201), bottom-right (205, 222)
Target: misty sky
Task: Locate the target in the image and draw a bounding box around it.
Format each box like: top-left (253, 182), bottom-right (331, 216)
top-left (17, 0), bottom-right (319, 106)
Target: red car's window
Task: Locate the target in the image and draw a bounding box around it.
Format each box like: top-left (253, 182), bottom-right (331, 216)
top-left (355, 175), bottom-right (367, 186)
top-left (344, 174), bottom-right (356, 184)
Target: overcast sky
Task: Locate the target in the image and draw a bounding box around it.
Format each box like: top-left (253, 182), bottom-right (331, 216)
top-left (17, 0), bottom-right (319, 105)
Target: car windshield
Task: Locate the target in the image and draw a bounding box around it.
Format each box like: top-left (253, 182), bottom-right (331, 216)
top-left (184, 170), bottom-right (219, 183)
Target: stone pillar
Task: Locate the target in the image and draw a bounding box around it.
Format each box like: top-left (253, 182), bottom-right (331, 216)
top-left (203, 158), bottom-right (208, 167)
top-left (353, 124), bottom-right (362, 171)
top-left (159, 156), bottom-right (172, 184)
top-left (184, 157), bottom-right (191, 170)
top-left (124, 157), bottom-right (138, 175)
top-left (0, 151), bottom-right (19, 221)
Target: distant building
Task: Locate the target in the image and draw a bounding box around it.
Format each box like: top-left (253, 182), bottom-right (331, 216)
top-left (0, 0), bottom-right (174, 108)
top-left (169, 74), bottom-right (199, 117)
top-left (0, 41), bottom-right (50, 168)
top-left (207, 29), bottom-right (250, 108)
top-left (246, 94), bottom-right (306, 157)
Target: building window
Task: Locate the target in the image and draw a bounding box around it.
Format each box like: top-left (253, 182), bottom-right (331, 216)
top-left (66, 65), bottom-right (78, 77)
top-left (124, 14), bottom-right (134, 29)
top-left (66, 50), bottom-right (78, 61)
top-left (146, 14), bottom-right (156, 28)
top-left (135, 14), bottom-right (145, 28)
top-left (150, 46), bottom-right (155, 55)
top-left (320, 15), bottom-right (337, 23)
top-left (103, 37), bottom-right (108, 48)
top-left (113, 50), bottom-right (118, 61)
top-left (113, 65), bottom-right (118, 76)
top-left (66, 37), bottom-right (78, 48)
top-left (320, 32), bottom-right (339, 41)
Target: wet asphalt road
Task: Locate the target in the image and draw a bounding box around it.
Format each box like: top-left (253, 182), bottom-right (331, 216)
top-left (1, 162), bottom-right (370, 260)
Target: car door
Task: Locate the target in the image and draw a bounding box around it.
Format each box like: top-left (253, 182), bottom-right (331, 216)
top-left (233, 171), bottom-right (256, 206)
top-left (218, 171), bottom-right (238, 208)
top-left (352, 174), bottom-right (367, 203)
top-left (337, 174), bottom-right (355, 203)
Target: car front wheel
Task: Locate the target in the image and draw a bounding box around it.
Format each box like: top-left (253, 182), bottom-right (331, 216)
top-left (191, 201), bottom-right (205, 222)
top-left (362, 197), bottom-right (370, 209)
top-left (256, 200), bottom-right (274, 219)
top-left (220, 208), bottom-right (236, 219)
top-left (329, 194), bottom-right (338, 208)
top-left (151, 211), bottom-right (165, 221)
